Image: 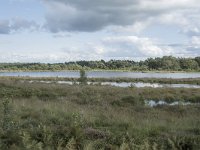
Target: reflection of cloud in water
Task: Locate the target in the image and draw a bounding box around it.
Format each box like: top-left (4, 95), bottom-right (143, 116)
top-left (145, 100), bottom-right (195, 107)
top-left (101, 82), bottom-right (200, 89)
top-left (27, 81), bottom-right (200, 89)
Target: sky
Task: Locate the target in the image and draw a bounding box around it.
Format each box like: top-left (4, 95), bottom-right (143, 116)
top-left (0, 0), bottom-right (200, 63)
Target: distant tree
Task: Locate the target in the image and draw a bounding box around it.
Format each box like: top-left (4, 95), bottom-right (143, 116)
top-left (179, 58), bottom-right (199, 70)
top-left (195, 57), bottom-right (200, 67)
top-left (161, 56), bottom-right (180, 70)
top-left (78, 69), bottom-right (87, 85)
top-left (0, 56), bottom-right (200, 71)
top-left (146, 58), bottom-right (158, 70)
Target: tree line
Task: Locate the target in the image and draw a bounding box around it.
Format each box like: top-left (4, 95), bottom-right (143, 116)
top-left (0, 56), bottom-right (200, 71)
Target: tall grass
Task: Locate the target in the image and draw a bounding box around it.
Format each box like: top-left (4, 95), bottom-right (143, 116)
top-left (0, 79), bottom-right (200, 149)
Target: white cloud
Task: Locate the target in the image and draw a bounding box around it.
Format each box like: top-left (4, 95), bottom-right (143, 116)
top-left (102, 36), bottom-right (173, 58)
top-left (191, 36), bottom-right (200, 48)
top-left (106, 19), bottom-right (152, 34)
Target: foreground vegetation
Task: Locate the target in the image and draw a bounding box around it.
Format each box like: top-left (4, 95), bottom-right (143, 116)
top-left (1, 56), bottom-right (200, 72)
top-left (0, 79), bottom-right (200, 149)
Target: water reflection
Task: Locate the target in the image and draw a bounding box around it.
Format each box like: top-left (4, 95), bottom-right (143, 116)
top-left (27, 80), bottom-right (200, 89)
top-left (101, 82), bottom-right (200, 88)
top-left (145, 100), bottom-right (194, 107)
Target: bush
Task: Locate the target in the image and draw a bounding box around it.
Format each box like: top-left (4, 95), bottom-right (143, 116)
top-left (78, 69), bottom-right (87, 85)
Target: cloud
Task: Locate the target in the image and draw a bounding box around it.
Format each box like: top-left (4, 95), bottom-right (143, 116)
top-left (52, 33), bottom-right (71, 38)
top-left (0, 18), bottom-right (39, 34)
top-left (1, 35), bottom-right (199, 63)
top-left (164, 36), bottom-right (200, 57)
top-left (11, 17), bottom-right (39, 31)
top-left (181, 26), bottom-right (200, 37)
top-left (0, 20), bottom-right (10, 34)
top-left (0, 53), bottom-right (68, 63)
top-left (188, 36), bottom-right (200, 54)
top-left (100, 35), bottom-right (200, 59)
top-left (191, 36), bottom-right (200, 46)
top-left (0, 46), bottom-right (105, 63)
top-left (2, 0), bottom-right (200, 62)
top-left (106, 20), bottom-right (152, 34)
top-left (43, 0), bottom-right (200, 32)
top-left (101, 36), bottom-right (173, 59)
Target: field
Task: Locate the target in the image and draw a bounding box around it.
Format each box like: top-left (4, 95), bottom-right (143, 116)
top-left (0, 78), bottom-right (200, 149)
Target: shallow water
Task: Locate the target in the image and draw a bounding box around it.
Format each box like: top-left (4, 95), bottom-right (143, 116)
top-left (145, 100), bottom-right (195, 107)
top-left (1, 71), bottom-right (200, 79)
top-left (28, 80), bottom-right (200, 88)
top-left (101, 82), bottom-right (200, 88)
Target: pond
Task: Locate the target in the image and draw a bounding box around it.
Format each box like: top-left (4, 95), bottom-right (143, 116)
top-left (27, 80), bottom-right (200, 89)
top-left (100, 82), bottom-right (200, 88)
top-left (144, 100), bottom-right (195, 107)
top-left (1, 71), bottom-right (200, 78)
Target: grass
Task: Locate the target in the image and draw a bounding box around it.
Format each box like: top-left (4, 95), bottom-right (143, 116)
top-left (0, 79), bottom-right (200, 149)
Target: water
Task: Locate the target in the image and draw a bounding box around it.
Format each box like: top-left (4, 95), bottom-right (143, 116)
top-left (145, 100), bottom-right (195, 107)
top-left (28, 80), bottom-right (200, 88)
top-left (1, 71), bottom-right (200, 79)
top-left (101, 82), bottom-right (200, 88)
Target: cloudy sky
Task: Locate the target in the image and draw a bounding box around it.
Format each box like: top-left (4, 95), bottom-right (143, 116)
top-left (0, 0), bottom-right (200, 62)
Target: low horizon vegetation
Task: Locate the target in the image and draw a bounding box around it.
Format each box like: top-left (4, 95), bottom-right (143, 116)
top-left (1, 56), bottom-right (200, 72)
